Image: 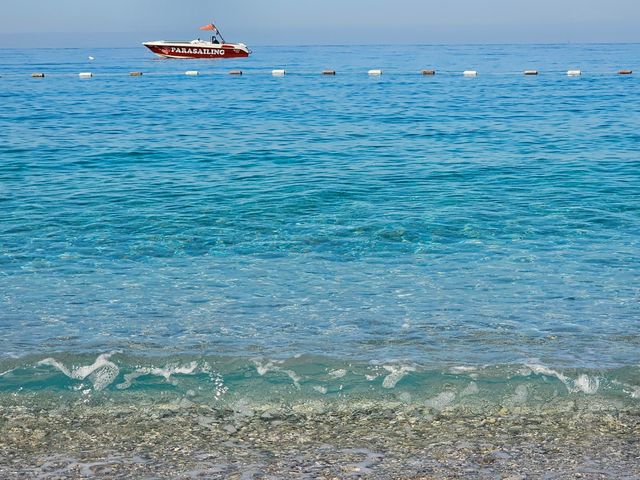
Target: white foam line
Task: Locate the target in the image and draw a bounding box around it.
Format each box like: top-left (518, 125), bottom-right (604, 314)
top-left (328, 369), bottom-right (347, 379)
top-left (526, 363), bottom-right (570, 384)
top-left (450, 366), bottom-right (478, 374)
top-left (252, 359), bottom-right (302, 389)
top-left (116, 362), bottom-right (200, 390)
top-left (140, 362), bottom-right (199, 380)
top-left (382, 365), bottom-right (416, 389)
top-left (37, 353), bottom-right (119, 391)
top-left (0, 368), bottom-right (16, 377)
top-left (252, 359), bottom-right (284, 376)
top-left (525, 363), bottom-right (600, 395)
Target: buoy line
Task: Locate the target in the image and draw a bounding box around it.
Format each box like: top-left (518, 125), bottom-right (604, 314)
top-left (1, 69), bottom-right (635, 79)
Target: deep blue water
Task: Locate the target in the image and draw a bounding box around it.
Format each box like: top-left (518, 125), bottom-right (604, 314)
top-left (0, 45), bottom-right (639, 403)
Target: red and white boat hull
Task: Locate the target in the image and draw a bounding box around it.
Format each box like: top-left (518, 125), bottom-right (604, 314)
top-left (144, 41), bottom-right (250, 59)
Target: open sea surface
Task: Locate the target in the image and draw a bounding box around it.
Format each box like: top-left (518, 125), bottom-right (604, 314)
top-left (0, 44), bottom-right (639, 478)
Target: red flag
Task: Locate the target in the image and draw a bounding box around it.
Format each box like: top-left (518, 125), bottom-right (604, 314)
top-left (200, 24), bottom-right (216, 31)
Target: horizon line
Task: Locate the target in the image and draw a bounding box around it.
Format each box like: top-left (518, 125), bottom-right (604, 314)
top-left (2, 41), bottom-right (640, 50)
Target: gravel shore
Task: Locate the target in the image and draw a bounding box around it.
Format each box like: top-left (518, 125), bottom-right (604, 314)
top-left (1, 396), bottom-right (639, 479)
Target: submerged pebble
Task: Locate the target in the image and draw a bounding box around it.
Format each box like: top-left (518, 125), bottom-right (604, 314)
top-left (0, 393), bottom-right (638, 478)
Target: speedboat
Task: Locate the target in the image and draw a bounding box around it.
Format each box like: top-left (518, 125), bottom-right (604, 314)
top-left (144, 22), bottom-right (250, 59)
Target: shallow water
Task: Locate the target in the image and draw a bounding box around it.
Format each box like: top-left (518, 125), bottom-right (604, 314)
top-left (1, 45), bottom-right (639, 476)
top-left (1, 394), bottom-right (639, 479)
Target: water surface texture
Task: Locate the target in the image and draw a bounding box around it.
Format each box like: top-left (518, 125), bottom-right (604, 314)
top-left (1, 45), bottom-right (639, 406)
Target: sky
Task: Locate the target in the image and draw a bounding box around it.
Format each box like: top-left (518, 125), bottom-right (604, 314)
top-left (0, 0), bottom-right (638, 47)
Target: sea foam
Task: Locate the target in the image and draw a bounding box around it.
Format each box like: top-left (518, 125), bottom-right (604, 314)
top-left (382, 365), bottom-right (416, 389)
top-left (252, 359), bottom-right (302, 389)
top-left (116, 362), bottom-right (199, 390)
top-left (37, 353), bottom-right (119, 391)
top-left (525, 364), bottom-right (600, 395)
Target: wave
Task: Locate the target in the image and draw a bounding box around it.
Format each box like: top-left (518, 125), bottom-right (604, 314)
top-left (37, 353), bottom-right (120, 391)
top-left (253, 359), bottom-right (301, 389)
top-left (381, 365), bottom-right (416, 389)
top-left (524, 363), bottom-right (601, 395)
top-left (1, 354), bottom-right (637, 412)
top-left (115, 361), bottom-right (199, 389)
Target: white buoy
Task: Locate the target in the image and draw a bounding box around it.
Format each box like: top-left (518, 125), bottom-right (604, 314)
top-left (272, 69), bottom-right (286, 76)
top-left (368, 69), bottom-right (382, 76)
top-left (78, 72), bottom-right (93, 78)
top-left (463, 70), bottom-right (478, 77)
top-left (567, 70), bottom-right (582, 77)
top-left (524, 70), bottom-right (539, 76)
top-left (185, 71), bottom-right (199, 76)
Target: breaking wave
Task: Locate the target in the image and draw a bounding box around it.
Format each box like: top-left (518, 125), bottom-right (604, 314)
top-left (525, 363), bottom-right (601, 395)
top-left (0, 354), bottom-right (636, 411)
top-left (37, 353), bottom-right (120, 391)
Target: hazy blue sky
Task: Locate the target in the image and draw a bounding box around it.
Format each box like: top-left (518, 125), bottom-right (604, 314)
top-left (0, 0), bottom-right (638, 47)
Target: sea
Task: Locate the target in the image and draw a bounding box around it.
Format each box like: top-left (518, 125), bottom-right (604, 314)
top-left (1, 44), bottom-right (639, 478)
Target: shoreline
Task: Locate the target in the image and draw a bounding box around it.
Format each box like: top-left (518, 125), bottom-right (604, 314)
top-left (1, 398), bottom-right (639, 478)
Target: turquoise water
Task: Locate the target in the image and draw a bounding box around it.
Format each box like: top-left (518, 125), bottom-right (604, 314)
top-left (0, 45), bottom-right (639, 406)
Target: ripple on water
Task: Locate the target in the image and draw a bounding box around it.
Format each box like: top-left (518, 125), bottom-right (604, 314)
top-left (1, 44), bottom-right (639, 379)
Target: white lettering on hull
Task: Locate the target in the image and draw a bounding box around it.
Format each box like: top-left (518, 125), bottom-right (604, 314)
top-left (169, 47), bottom-right (226, 56)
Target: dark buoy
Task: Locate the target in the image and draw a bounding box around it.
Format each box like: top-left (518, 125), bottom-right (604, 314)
top-left (129, 72), bottom-right (143, 76)
top-left (421, 70), bottom-right (436, 76)
top-left (523, 70), bottom-right (539, 76)
top-left (229, 70), bottom-right (243, 75)
top-left (322, 70), bottom-right (336, 75)
top-left (32, 73), bottom-right (45, 78)
top-left (619, 70), bottom-right (633, 75)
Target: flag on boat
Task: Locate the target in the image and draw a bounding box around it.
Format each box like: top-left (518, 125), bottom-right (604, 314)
top-left (200, 23), bottom-right (216, 31)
